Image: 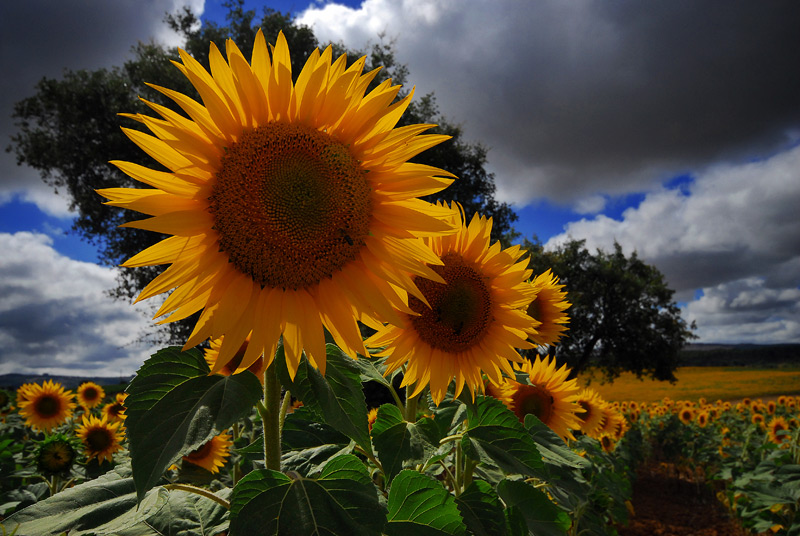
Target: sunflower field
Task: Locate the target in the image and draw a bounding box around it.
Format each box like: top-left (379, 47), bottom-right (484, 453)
top-left (1, 28), bottom-right (799, 536)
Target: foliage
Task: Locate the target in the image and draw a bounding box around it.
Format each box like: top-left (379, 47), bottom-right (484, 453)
top-left (7, 0), bottom-right (515, 343)
top-left (525, 238), bottom-right (696, 381)
top-left (0, 345), bottom-right (641, 536)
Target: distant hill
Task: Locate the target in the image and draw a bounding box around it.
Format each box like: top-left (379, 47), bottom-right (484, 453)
top-left (0, 373), bottom-right (134, 390)
top-left (679, 343), bottom-right (800, 367)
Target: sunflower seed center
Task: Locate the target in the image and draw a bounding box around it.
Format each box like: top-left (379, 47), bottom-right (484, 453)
top-left (210, 122), bottom-right (372, 290)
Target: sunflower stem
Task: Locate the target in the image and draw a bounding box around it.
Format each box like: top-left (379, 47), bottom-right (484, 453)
top-left (165, 484), bottom-right (231, 510)
top-left (279, 390), bottom-right (292, 433)
top-left (454, 441), bottom-right (463, 496)
top-left (262, 362), bottom-right (282, 471)
top-left (404, 391), bottom-right (419, 422)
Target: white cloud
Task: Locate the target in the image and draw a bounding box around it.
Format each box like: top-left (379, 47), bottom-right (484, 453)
top-left (682, 278), bottom-right (800, 344)
top-left (545, 144), bottom-right (800, 343)
top-left (0, 231), bottom-right (160, 377)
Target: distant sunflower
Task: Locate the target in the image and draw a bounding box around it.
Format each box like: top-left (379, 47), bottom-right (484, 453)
top-left (678, 406), bottom-right (694, 425)
top-left (574, 388), bottom-right (606, 437)
top-left (18, 380), bottom-right (76, 433)
top-left (696, 411), bottom-right (709, 428)
top-left (526, 270), bottom-right (570, 347)
top-left (493, 356), bottom-right (581, 442)
top-left (367, 206), bottom-right (538, 405)
top-left (367, 407), bottom-right (379, 432)
top-left (98, 30), bottom-right (457, 378)
top-left (36, 434), bottom-right (78, 475)
top-left (102, 392), bottom-right (127, 423)
top-left (600, 434), bottom-right (615, 453)
top-left (751, 413), bottom-right (765, 428)
top-left (182, 432), bottom-right (233, 473)
top-left (598, 405), bottom-right (624, 436)
top-left (76, 382), bottom-right (106, 410)
top-left (205, 334), bottom-right (268, 380)
top-left (767, 417), bottom-right (790, 446)
top-left (76, 414), bottom-right (125, 464)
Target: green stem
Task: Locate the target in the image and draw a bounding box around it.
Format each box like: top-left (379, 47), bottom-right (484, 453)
top-left (165, 484), bottom-right (231, 510)
top-left (262, 362), bottom-right (282, 471)
top-left (354, 444), bottom-right (386, 476)
top-left (454, 441), bottom-right (463, 496)
top-left (279, 390), bottom-right (292, 433)
top-left (405, 391), bottom-right (419, 422)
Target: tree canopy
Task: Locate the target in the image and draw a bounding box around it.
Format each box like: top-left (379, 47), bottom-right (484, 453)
top-left (525, 238), bottom-right (696, 382)
top-left (8, 1), bottom-right (516, 342)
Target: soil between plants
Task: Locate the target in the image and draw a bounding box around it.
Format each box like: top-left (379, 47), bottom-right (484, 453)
top-left (617, 463), bottom-right (758, 536)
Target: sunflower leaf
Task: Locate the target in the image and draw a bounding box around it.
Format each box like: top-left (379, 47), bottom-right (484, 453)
top-left (126, 347), bottom-right (262, 502)
top-left (454, 480), bottom-right (508, 536)
top-left (0, 463), bottom-right (229, 536)
top-left (229, 454), bottom-right (384, 536)
top-left (372, 404), bottom-right (438, 484)
top-left (280, 406), bottom-right (353, 476)
top-left (496, 479), bottom-right (570, 536)
top-left (276, 344), bottom-right (371, 451)
top-left (462, 396), bottom-right (543, 476)
top-left (524, 414), bottom-right (589, 469)
top-left (385, 470), bottom-right (466, 536)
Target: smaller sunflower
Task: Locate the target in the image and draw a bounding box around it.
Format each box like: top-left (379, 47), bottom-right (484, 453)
top-left (696, 411), bottom-right (709, 428)
top-left (767, 416), bottom-right (791, 446)
top-left (76, 414), bottom-right (126, 464)
top-left (204, 334), bottom-right (268, 381)
top-left (36, 434), bottom-right (78, 475)
top-left (751, 413), bottom-right (765, 427)
top-left (526, 270), bottom-right (570, 347)
top-left (76, 382), bottom-right (106, 410)
top-left (493, 356), bottom-right (581, 442)
top-left (368, 408), bottom-right (379, 432)
top-left (599, 434), bottom-right (615, 453)
top-left (102, 392), bottom-right (127, 423)
top-left (574, 388), bottom-right (607, 437)
top-left (18, 380), bottom-right (76, 433)
top-left (678, 406), bottom-right (694, 425)
top-left (182, 432), bottom-right (233, 474)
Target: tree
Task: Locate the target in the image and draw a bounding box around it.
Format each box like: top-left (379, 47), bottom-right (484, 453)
top-left (8, 1), bottom-right (515, 342)
top-left (524, 238), bottom-right (696, 382)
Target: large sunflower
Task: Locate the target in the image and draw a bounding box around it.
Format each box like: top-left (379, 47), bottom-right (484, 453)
top-left (18, 380), bottom-right (76, 433)
top-left (366, 206), bottom-right (538, 405)
top-left (76, 381), bottom-right (106, 410)
top-left (526, 270), bottom-right (570, 347)
top-left (98, 31), bottom-right (456, 378)
top-left (493, 356), bottom-right (582, 442)
top-left (76, 414), bottom-right (126, 464)
top-left (182, 432), bottom-right (233, 473)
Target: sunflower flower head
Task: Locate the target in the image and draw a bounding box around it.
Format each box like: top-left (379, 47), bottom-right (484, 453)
top-left (494, 356), bottom-right (582, 442)
top-left (182, 432), bottom-right (233, 473)
top-left (574, 388), bottom-right (607, 437)
top-left (767, 416), bottom-right (791, 446)
top-left (18, 380), bottom-right (76, 433)
top-left (35, 433), bottom-right (79, 475)
top-left (526, 270), bottom-right (570, 347)
top-left (99, 30), bottom-right (458, 379)
top-left (76, 381), bottom-right (106, 410)
top-left (366, 204), bottom-right (539, 405)
top-left (102, 392), bottom-right (128, 423)
top-left (76, 414), bottom-right (126, 464)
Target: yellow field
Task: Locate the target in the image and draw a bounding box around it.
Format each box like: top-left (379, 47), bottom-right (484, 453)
top-left (580, 366), bottom-right (800, 403)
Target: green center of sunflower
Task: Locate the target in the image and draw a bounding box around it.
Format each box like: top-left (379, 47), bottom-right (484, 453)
top-left (35, 396), bottom-right (60, 418)
top-left (512, 384), bottom-right (554, 424)
top-left (86, 428), bottom-right (112, 452)
top-left (409, 253), bottom-right (492, 352)
top-left (210, 122), bottom-right (372, 290)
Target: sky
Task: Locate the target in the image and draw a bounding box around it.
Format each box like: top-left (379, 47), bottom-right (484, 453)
top-left (1, 0), bottom-right (799, 377)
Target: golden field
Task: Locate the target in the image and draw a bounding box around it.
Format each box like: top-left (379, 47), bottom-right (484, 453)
top-left (580, 366), bottom-right (800, 403)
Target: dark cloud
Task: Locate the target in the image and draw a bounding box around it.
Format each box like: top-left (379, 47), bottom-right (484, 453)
top-left (300, 0), bottom-right (800, 204)
top-left (0, 0), bottom-right (200, 212)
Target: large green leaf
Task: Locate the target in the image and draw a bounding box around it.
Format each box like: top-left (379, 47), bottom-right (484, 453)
top-left (0, 464), bottom-right (229, 536)
top-left (372, 404), bottom-right (438, 484)
top-left (385, 470), bottom-right (466, 536)
top-left (126, 346), bottom-right (262, 501)
top-left (276, 344), bottom-right (371, 451)
top-left (524, 414), bottom-right (589, 470)
top-left (462, 396), bottom-right (543, 476)
top-left (496, 479), bottom-right (570, 536)
top-left (280, 405), bottom-right (353, 476)
top-left (455, 480), bottom-right (507, 536)
top-left (230, 454), bottom-right (383, 536)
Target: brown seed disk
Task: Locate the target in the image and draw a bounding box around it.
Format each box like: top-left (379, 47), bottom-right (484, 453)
top-left (210, 122), bottom-right (372, 290)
